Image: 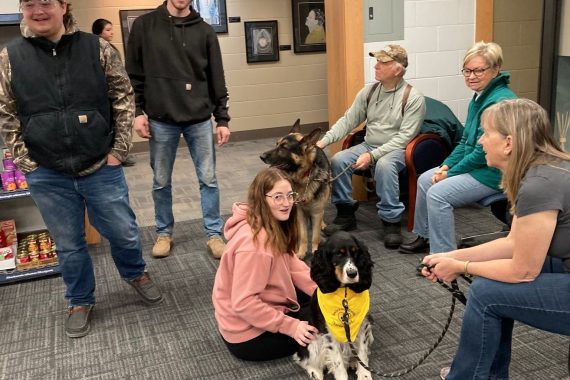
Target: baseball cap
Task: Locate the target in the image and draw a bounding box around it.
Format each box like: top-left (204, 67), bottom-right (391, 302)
top-left (369, 44), bottom-right (408, 68)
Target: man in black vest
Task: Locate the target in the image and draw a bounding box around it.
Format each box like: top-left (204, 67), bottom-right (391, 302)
top-left (0, 0), bottom-right (163, 338)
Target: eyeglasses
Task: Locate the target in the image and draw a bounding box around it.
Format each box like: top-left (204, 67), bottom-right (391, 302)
top-left (20, 0), bottom-right (60, 11)
top-left (461, 67), bottom-right (491, 77)
top-left (265, 191), bottom-right (299, 204)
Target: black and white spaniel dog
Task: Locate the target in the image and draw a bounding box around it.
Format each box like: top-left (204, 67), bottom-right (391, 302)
top-left (295, 231), bottom-right (374, 380)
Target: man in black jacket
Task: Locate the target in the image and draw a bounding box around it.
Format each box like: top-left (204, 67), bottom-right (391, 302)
top-left (0, 0), bottom-right (163, 338)
top-left (126, 0), bottom-right (230, 259)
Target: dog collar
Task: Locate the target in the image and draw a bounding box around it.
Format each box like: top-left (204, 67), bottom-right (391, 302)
top-left (317, 287), bottom-right (370, 343)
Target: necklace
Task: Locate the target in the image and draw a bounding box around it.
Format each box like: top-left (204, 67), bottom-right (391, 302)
top-left (374, 84), bottom-right (396, 110)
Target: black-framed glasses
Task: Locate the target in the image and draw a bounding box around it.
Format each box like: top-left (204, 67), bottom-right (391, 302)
top-left (20, 0), bottom-right (59, 11)
top-left (265, 191), bottom-right (299, 204)
top-left (461, 67), bottom-right (491, 77)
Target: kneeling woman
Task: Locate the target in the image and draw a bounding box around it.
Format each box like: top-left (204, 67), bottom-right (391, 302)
top-left (421, 99), bottom-right (570, 379)
top-left (212, 168), bottom-right (318, 361)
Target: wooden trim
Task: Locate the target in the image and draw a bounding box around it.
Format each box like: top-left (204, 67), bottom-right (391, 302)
top-left (476, 0), bottom-right (494, 42)
top-left (325, 0), bottom-right (364, 156)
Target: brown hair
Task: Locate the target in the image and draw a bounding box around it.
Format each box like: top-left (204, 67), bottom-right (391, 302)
top-left (481, 98), bottom-right (570, 213)
top-left (20, 0), bottom-right (74, 29)
top-left (246, 168), bottom-right (299, 255)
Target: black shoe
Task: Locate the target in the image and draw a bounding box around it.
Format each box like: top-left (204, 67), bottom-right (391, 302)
top-left (323, 202), bottom-right (359, 236)
top-left (399, 236), bottom-right (429, 254)
top-left (382, 220), bottom-right (402, 249)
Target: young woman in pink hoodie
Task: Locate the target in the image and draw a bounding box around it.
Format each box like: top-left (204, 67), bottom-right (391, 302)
top-left (212, 168), bottom-right (318, 361)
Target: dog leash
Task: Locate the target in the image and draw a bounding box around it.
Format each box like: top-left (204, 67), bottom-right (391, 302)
top-left (328, 164), bottom-right (352, 183)
top-left (341, 265), bottom-right (469, 378)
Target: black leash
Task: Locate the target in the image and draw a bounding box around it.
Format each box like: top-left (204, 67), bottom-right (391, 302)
top-left (341, 264), bottom-right (469, 378)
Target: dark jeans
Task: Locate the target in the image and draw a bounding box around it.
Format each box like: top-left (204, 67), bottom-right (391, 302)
top-left (223, 289), bottom-right (312, 361)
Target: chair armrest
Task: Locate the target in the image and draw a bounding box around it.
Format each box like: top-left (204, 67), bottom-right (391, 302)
top-left (341, 126), bottom-right (367, 150)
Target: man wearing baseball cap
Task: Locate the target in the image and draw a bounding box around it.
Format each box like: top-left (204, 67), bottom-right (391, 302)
top-left (317, 44), bottom-right (426, 249)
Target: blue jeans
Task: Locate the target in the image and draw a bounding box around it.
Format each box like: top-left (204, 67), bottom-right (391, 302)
top-left (447, 258), bottom-right (570, 379)
top-left (26, 165), bottom-right (146, 306)
top-left (149, 119), bottom-right (223, 238)
top-left (330, 142), bottom-right (405, 222)
top-left (413, 167), bottom-right (499, 253)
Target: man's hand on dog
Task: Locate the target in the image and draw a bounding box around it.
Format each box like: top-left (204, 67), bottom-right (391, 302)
top-left (353, 152), bottom-right (372, 170)
top-left (420, 253), bottom-right (463, 282)
top-left (133, 115), bottom-right (151, 139)
top-left (294, 321), bottom-right (319, 347)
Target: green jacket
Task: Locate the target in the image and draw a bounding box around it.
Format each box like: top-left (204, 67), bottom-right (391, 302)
top-left (443, 72), bottom-right (516, 190)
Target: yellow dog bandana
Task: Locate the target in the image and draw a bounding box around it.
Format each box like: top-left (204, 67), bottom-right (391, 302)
top-left (316, 287), bottom-right (370, 343)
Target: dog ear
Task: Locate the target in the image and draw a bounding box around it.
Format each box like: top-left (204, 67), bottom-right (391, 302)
top-left (310, 248), bottom-right (340, 293)
top-left (302, 128), bottom-right (322, 147)
top-left (290, 119), bottom-right (301, 134)
top-left (349, 239), bottom-right (374, 293)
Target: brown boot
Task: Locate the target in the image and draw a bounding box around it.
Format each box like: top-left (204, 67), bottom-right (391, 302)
top-left (152, 236), bottom-right (172, 258)
top-left (207, 236), bottom-right (225, 259)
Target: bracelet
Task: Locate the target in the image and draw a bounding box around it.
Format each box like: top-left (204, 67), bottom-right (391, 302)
top-left (463, 260), bottom-right (471, 277)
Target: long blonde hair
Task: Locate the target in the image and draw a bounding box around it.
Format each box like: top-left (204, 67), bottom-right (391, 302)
top-left (246, 168), bottom-right (299, 254)
top-left (481, 99), bottom-right (570, 213)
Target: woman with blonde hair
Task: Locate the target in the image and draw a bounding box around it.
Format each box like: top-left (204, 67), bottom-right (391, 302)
top-left (212, 167), bottom-right (318, 361)
top-left (400, 41), bottom-right (516, 254)
top-left (421, 98), bottom-right (570, 379)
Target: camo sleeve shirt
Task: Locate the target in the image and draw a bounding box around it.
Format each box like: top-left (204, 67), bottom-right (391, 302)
top-left (0, 21), bottom-right (134, 175)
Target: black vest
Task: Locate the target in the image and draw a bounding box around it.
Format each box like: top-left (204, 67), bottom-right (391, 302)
top-left (8, 32), bottom-right (113, 175)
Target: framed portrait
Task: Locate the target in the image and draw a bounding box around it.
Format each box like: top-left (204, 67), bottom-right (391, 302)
top-left (195, 0), bottom-right (228, 33)
top-left (119, 9), bottom-right (153, 53)
top-left (244, 21), bottom-right (280, 63)
top-left (291, 0), bottom-right (326, 53)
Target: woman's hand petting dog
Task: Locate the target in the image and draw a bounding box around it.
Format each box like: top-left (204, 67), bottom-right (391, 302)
top-left (421, 253), bottom-right (463, 283)
top-left (294, 321), bottom-right (319, 346)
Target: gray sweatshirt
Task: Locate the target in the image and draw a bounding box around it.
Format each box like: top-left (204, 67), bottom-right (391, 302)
top-left (320, 79), bottom-right (426, 161)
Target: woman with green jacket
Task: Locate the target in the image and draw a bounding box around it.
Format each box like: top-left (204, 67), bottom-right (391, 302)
top-left (399, 41), bottom-right (516, 254)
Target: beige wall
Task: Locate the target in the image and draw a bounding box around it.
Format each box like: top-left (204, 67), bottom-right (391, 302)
top-left (71, 0), bottom-right (328, 142)
top-left (493, 0), bottom-right (543, 100)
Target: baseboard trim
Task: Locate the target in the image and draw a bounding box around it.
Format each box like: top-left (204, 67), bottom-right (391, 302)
top-left (130, 121), bottom-right (329, 153)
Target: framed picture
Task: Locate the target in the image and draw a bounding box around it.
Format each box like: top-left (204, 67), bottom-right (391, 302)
top-left (119, 9), bottom-right (153, 53)
top-left (244, 21), bottom-right (280, 63)
top-left (291, 0), bottom-right (326, 53)
top-left (195, 0), bottom-right (228, 33)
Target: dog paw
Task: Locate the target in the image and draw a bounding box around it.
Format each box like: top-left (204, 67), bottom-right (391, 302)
top-left (356, 370), bottom-right (373, 380)
top-left (307, 369), bottom-right (324, 380)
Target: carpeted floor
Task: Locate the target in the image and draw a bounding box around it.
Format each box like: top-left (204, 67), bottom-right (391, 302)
top-left (0, 202), bottom-right (568, 380)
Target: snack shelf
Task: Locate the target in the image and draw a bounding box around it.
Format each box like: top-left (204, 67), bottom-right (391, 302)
top-left (0, 189), bottom-right (31, 202)
top-left (0, 263), bottom-right (60, 284)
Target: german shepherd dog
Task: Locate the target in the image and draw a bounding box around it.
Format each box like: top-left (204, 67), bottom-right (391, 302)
top-left (260, 119), bottom-right (331, 258)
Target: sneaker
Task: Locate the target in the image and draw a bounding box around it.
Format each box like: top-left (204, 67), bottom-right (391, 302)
top-left (127, 272), bottom-right (163, 305)
top-left (152, 235), bottom-right (172, 258)
top-left (65, 305), bottom-right (94, 338)
top-left (440, 367), bottom-right (450, 379)
top-left (207, 236), bottom-right (225, 259)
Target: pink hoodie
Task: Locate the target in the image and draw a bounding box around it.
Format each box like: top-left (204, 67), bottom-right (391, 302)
top-left (212, 203), bottom-right (317, 344)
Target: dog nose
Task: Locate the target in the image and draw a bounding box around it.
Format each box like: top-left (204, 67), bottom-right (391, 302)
top-left (260, 153), bottom-right (268, 162)
top-left (346, 267), bottom-right (358, 278)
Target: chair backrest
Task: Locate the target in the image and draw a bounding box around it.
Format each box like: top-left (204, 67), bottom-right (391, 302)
top-left (422, 97), bottom-right (464, 150)
top-left (477, 193), bottom-right (512, 227)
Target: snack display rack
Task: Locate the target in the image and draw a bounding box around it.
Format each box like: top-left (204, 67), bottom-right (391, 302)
top-left (0, 150), bottom-right (60, 284)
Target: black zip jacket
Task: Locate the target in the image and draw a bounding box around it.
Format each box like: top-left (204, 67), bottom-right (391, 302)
top-left (125, 2), bottom-right (230, 127)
